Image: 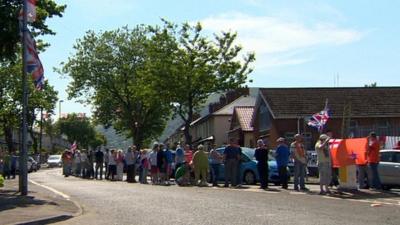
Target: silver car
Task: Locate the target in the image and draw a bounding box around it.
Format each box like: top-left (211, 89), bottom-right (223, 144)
top-left (379, 149), bottom-right (400, 190)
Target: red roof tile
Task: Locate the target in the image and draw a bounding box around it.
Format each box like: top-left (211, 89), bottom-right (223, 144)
top-left (234, 106), bottom-right (254, 131)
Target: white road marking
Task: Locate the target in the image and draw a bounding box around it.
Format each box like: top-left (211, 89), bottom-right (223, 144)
top-left (29, 179), bottom-right (70, 200)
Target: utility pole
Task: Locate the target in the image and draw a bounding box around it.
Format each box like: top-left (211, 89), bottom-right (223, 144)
top-left (20, 0), bottom-right (29, 196)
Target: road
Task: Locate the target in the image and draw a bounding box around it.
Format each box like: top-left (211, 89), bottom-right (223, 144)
top-left (29, 169), bottom-right (400, 225)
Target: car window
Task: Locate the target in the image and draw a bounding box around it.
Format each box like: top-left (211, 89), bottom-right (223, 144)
top-left (380, 152), bottom-right (394, 162)
top-left (240, 153), bottom-right (250, 162)
top-left (393, 152), bottom-right (400, 163)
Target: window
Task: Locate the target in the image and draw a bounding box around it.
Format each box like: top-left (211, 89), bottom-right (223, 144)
top-left (393, 152), bottom-right (400, 163)
top-left (380, 152), bottom-right (394, 162)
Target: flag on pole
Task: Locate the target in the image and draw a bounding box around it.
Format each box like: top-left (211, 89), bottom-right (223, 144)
top-left (307, 99), bottom-right (330, 132)
top-left (18, 0), bottom-right (37, 22)
top-left (70, 141), bottom-right (77, 153)
top-left (25, 31), bottom-right (44, 90)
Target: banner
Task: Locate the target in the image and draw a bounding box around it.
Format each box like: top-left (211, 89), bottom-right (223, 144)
top-left (330, 138), bottom-right (368, 167)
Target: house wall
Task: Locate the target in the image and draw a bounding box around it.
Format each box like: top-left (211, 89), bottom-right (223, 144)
top-left (213, 115), bottom-right (232, 146)
top-left (244, 132), bottom-right (255, 148)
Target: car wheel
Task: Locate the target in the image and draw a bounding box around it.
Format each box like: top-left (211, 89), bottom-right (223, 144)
top-left (244, 171), bottom-right (256, 185)
top-left (382, 185), bottom-right (391, 191)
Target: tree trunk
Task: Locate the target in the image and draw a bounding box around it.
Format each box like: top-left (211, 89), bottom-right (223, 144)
top-left (183, 120), bottom-right (192, 146)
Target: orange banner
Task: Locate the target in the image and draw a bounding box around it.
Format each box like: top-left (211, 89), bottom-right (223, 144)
top-left (330, 138), bottom-right (368, 167)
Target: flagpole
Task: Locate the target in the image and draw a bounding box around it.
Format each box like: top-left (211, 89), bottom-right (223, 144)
top-left (20, 0), bottom-right (29, 196)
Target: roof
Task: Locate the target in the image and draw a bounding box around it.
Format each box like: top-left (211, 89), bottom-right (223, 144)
top-left (212, 96), bottom-right (256, 115)
top-left (234, 106), bottom-right (254, 131)
top-left (259, 87), bottom-right (400, 119)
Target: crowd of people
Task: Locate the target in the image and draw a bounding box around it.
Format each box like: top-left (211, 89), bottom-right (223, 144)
top-left (0, 131), bottom-right (384, 194)
top-left (0, 150), bottom-right (18, 180)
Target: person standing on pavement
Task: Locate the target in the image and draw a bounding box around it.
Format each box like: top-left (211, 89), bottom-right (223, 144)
top-left (2, 152), bottom-right (11, 179)
top-left (10, 151), bottom-right (17, 179)
top-left (80, 150), bottom-right (88, 178)
top-left (125, 147), bottom-right (135, 183)
top-left (224, 138), bottom-right (241, 187)
top-left (104, 148), bottom-right (110, 180)
top-left (291, 134), bottom-right (308, 191)
top-left (116, 150), bottom-right (125, 181)
top-left (192, 144), bottom-right (209, 187)
top-left (149, 144), bottom-right (159, 184)
top-left (254, 139), bottom-right (269, 189)
top-left (108, 149), bottom-right (117, 181)
top-left (175, 144), bottom-right (185, 170)
top-left (73, 150), bottom-right (82, 177)
top-left (140, 149), bottom-right (149, 184)
top-left (315, 134), bottom-right (332, 195)
top-left (95, 148), bottom-right (104, 180)
top-left (366, 132), bottom-right (382, 190)
top-left (209, 144), bottom-right (223, 187)
top-left (275, 137), bottom-right (290, 189)
top-left (157, 143), bottom-right (167, 185)
top-left (62, 150), bottom-right (72, 177)
top-left (164, 144), bottom-right (173, 185)
top-left (133, 146), bottom-right (140, 183)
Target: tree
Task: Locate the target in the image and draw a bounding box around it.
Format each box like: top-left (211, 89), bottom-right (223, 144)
top-left (55, 113), bottom-right (102, 149)
top-left (0, 59), bottom-right (58, 153)
top-left (0, 0), bottom-right (66, 62)
top-left (60, 26), bottom-right (171, 149)
top-left (149, 21), bottom-right (255, 145)
top-left (364, 82), bottom-right (377, 88)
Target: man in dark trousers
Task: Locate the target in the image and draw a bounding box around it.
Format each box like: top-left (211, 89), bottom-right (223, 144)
top-left (95, 148), bottom-right (104, 180)
top-left (275, 137), bottom-right (290, 189)
top-left (255, 139), bottom-right (269, 189)
top-left (224, 138), bottom-right (241, 187)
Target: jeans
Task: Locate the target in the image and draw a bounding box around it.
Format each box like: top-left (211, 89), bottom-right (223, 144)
top-left (278, 166), bottom-right (288, 188)
top-left (225, 159), bottom-right (238, 186)
top-left (357, 165), bottom-right (369, 189)
top-left (95, 162), bottom-right (103, 179)
top-left (294, 161), bottom-right (306, 190)
top-left (211, 164), bottom-right (220, 185)
top-left (368, 163), bottom-right (382, 189)
top-left (257, 163), bottom-right (268, 188)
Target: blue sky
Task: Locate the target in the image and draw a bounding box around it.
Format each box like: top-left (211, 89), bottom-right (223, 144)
top-left (40, 0), bottom-right (400, 118)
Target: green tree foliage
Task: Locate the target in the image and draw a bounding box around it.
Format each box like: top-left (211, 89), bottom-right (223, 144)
top-left (149, 21), bottom-right (255, 145)
top-left (0, 0), bottom-right (66, 61)
top-left (60, 26), bottom-right (171, 149)
top-left (0, 59), bottom-right (58, 153)
top-left (55, 113), bottom-right (105, 149)
top-left (364, 82), bottom-right (377, 88)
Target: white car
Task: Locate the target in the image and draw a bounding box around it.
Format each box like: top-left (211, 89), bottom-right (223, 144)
top-left (47, 155), bottom-right (62, 168)
top-left (379, 149), bottom-right (400, 190)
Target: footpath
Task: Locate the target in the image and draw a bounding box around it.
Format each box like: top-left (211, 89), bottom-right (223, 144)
top-left (0, 178), bottom-right (80, 225)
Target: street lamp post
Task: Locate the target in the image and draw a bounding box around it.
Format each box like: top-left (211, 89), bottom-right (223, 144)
top-left (59, 100), bottom-right (64, 120)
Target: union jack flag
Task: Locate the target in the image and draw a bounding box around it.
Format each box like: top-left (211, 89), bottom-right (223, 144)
top-left (307, 108), bottom-right (330, 132)
top-left (18, 0), bottom-right (37, 22)
top-left (26, 31), bottom-right (44, 90)
top-left (70, 141), bottom-right (77, 153)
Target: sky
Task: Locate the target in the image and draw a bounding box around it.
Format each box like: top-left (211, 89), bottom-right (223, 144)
top-left (39, 0), bottom-right (400, 118)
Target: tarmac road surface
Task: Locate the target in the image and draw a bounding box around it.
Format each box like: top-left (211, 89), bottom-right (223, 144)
top-left (29, 169), bottom-right (400, 225)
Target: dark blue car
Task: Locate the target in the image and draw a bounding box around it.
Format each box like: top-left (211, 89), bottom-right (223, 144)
top-left (209, 147), bottom-right (289, 185)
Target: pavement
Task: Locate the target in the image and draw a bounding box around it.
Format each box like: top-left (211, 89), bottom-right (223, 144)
top-left (1, 169), bottom-right (400, 225)
top-left (0, 177), bottom-right (81, 225)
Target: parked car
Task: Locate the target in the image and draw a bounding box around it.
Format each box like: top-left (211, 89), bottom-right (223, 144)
top-left (47, 155), bottom-right (62, 168)
top-left (209, 147), bottom-right (289, 185)
top-left (379, 149), bottom-right (400, 190)
top-left (15, 156), bottom-right (38, 173)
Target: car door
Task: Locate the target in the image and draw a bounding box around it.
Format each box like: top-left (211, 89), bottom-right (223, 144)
top-left (379, 151), bottom-right (396, 185)
top-left (391, 152), bottom-right (400, 185)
